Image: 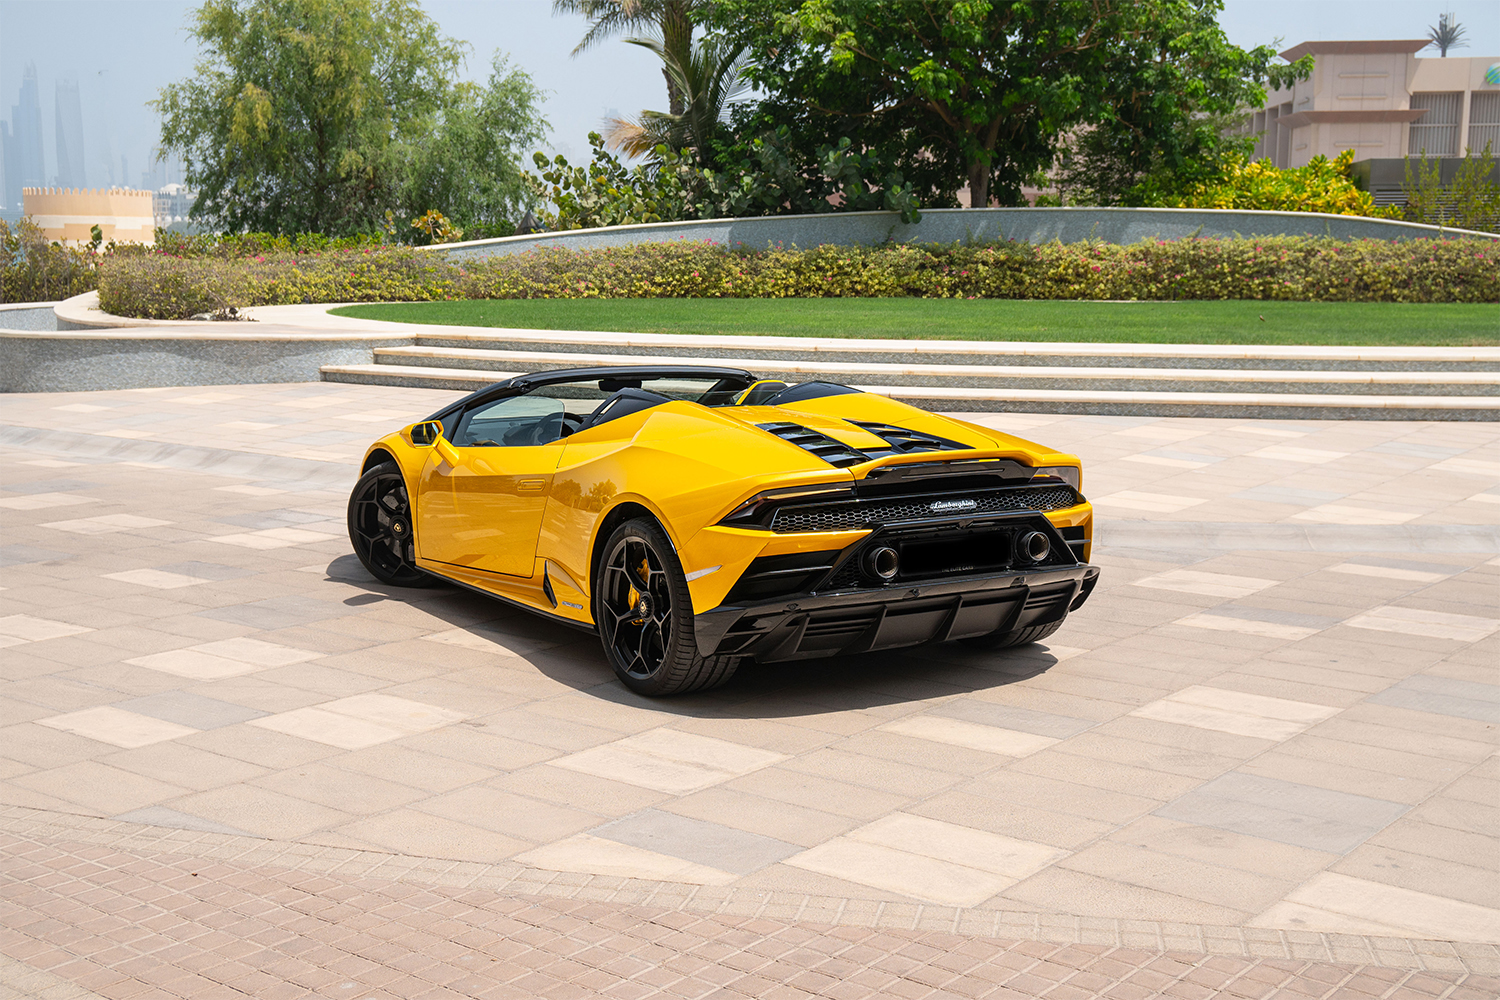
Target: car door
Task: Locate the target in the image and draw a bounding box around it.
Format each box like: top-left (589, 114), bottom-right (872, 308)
top-left (415, 395), bottom-right (567, 578)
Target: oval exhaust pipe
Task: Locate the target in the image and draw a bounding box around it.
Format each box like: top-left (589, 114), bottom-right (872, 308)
top-left (1018, 531), bottom-right (1050, 563)
top-left (863, 545), bottom-right (899, 581)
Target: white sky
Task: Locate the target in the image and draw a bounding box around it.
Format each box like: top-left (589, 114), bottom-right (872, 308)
top-left (1, 0), bottom-right (1497, 192)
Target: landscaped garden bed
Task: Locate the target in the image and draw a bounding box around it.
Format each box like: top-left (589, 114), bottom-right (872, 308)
top-left (94, 236), bottom-right (1500, 322)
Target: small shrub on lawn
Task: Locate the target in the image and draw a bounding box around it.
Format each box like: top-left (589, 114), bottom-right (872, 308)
top-left (96, 236), bottom-right (1500, 319)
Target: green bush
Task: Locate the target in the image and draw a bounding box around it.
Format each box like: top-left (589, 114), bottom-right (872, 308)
top-left (151, 230), bottom-right (387, 259)
top-left (1, 218), bottom-right (102, 303)
top-left (97, 236), bottom-right (1499, 319)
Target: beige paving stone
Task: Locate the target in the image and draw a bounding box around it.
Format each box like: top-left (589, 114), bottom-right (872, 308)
top-left (1008, 748), bottom-right (1204, 800)
top-left (1367, 818), bottom-right (1500, 872)
top-left (1002, 867), bottom-right (1254, 924)
top-left (1131, 570), bottom-right (1279, 599)
top-left (325, 743), bottom-right (496, 792)
top-left (39, 513), bottom-right (172, 535)
top-left (101, 568), bottom-right (213, 590)
top-left (517, 833), bottom-right (739, 884)
top-left (1111, 815), bottom-right (1339, 880)
top-left (248, 706), bottom-right (408, 750)
top-left (1060, 839), bottom-right (1298, 913)
top-left (780, 746), bottom-right (963, 799)
top-left (1336, 844), bottom-right (1500, 910)
top-left (1127, 685), bottom-right (1339, 741)
top-left (1174, 612), bottom-right (1323, 641)
top-left (490, 764), bottom-right (669, 816)
top-left (0, 614), bottom-right (94, 642)
top-left (1346, 606), bottom-right (1500, 643)
top-left (98, 741), bottom-right (269, 791)
top-left (1251, 872), bottom-right (1500, 943)
top-left (659, 787), bottom-right (856, 847)
top-left (1052, 730), bottom-right (1241, 779)
top-left (12, 761), bottom-right (188, 815)
top-left (165, 783), bottom-right (352, 839)
top-left (416, 784), bottom-right (598, 842)
top-left (394, 725), bottom-right (560, 771)
top-left (963, 769), bottom-right (1163, 823)
top-left (1236, 750), bottom-right (1445, 805)
top-left (907, 790), bottom-right (1116, 849)
top-left (177, 721), bottom-right (342, 769)
top-left (551, 727), bottom-right (786, 795)
top-left (251, 761), bottom-right (429, 815)
top-left (723, 766), bottom-right (911, 820)
top-left (36, 706), bottom-right (200, 749)
top-left (876, 715), bottom-right (1059, 758)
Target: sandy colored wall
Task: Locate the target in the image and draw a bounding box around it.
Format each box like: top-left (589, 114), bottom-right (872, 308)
top-left (21, 187), bottom-right (155, 245)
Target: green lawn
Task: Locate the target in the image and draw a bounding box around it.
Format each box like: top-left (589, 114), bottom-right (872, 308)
top-left (331, 299), bottom-right (1500, 346)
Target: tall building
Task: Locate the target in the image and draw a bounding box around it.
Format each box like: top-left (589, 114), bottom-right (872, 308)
top-left (54, 78), bottom-right (86, 188)
top-left (7, 64), bottom-right (45, 209)
top-left (1238, 41), bottom-right (1500, 168)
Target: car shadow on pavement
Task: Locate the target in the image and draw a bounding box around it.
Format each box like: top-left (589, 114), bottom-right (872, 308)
top-left (317, 554), bottom-right (1068, 718)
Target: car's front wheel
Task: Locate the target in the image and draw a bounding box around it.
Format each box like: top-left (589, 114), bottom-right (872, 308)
top-left (347, 461), bottom-right (433, 587)
top-left (593, 518), bottom-right (739, 696)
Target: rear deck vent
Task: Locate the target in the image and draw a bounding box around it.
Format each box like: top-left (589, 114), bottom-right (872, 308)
top-left (847, 421), bottom-right (972, 454)
top-left (757, 422), bottom-right (869, 468)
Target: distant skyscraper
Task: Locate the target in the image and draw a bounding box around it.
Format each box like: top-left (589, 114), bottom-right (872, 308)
top-left (54, 78), bottom-right (86, 188)
top-left (0, 122), bottom-right (11, 211)
top-left (10, 64), bottom-right (45, 198)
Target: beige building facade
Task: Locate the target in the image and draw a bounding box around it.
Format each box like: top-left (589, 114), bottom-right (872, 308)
top-left (21, 186), bottom-right (155, 245)
top-left (1242, 41), bottom-right (1500, 168)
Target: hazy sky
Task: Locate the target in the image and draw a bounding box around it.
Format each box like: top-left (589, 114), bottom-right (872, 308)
top-left (1, 0), bottom-right (1497, 191)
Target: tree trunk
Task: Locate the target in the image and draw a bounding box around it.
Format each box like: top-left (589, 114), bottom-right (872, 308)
top-left (967, 159), bottom-right (989, 208)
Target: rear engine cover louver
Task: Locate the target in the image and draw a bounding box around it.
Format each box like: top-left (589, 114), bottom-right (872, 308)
top-left (757, 421), bottom-right (976, 468)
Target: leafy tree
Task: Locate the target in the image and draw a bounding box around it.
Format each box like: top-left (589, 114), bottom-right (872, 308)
top-left (155, 0), bottom-right (546, 235)
top-left (713, 0), bottom-right (1308, 208)
top-left (1426, 13), bottom-right (1467, 57)
top-left (405, 53), bottom-right (549, 232)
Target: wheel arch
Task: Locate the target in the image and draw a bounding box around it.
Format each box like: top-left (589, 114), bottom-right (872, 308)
top-left (588, 501), bottom-right (674, 591)
top-left (361, 448), bottom-right (398, 474)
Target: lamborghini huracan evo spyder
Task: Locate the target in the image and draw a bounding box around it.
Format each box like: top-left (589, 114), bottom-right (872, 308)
top-left (348, 366), bottom-right (1099, 696)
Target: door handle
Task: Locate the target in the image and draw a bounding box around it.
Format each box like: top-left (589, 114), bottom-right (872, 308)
top-left (518, 479), bottom-right (546, 492)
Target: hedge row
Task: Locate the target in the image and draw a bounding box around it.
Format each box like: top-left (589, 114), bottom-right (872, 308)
top-left (96, 237), bottom-right (1500, 318)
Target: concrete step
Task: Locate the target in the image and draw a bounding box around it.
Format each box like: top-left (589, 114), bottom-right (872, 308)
top-left (369, 346), bottom-right (1500, 397)
top-left (319, 363), bottom-right (1500, 420)
top-left (402, 327), bottom-right (1500, 372)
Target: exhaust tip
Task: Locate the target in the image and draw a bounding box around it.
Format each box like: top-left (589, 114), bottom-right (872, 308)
top-left (863, 545), bottom-right (900, 581)
top-left (1018, 531), bottom-right (1051, 563)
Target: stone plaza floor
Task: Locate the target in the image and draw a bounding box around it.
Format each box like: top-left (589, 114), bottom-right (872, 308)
top-left (0, 382), bottom-right (1497, 999)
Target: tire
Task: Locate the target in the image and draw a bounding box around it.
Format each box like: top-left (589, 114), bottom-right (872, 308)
top-left (593, 517), bottom-right (739, 696)
top-left (958, 618), bottom-right (1065, 651)
top-left (347, 461), bottom-right (435, 587)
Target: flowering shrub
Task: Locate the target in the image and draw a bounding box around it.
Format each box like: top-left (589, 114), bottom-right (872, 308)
top-left (1159, 151), bottom-right (1399, 218)
top-left (96, 236), bottom-right (1499, 319)
top-left (0, 218), bottom-right (120, 303)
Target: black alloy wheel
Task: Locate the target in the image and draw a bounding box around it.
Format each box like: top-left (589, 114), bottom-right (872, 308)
top-left (593, 518), bottom-right (738, 696)
top-left (347, 461), bottom-right (433, 587)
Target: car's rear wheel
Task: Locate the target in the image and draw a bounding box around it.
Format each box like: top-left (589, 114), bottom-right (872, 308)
top-left (348, 461), bottom-right (433, 587)
top-left (594, 518), bottom-right (739, 696)
top-left (959, 618), bottom-right (1065, 650)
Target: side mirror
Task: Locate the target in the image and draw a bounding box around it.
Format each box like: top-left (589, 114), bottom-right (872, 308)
top-left (409, 421), bottom-right (443, 446)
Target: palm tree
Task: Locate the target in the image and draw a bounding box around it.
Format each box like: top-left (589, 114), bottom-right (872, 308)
top-left (601, 34), bottom-right (752, 163)
top-left (553, 0), bottom-right (702, 115)
top-left (1426, 13), bottom-right (1468, 57)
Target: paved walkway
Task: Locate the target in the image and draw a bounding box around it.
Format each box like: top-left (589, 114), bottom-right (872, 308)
top-left (1, 383), bottom-right (1497, 997)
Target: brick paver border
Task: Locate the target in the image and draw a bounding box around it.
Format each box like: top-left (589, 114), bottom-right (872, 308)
top-left (3, 806), bottom-right (1493, 979)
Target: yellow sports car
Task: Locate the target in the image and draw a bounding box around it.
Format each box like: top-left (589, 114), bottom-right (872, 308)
top-left (349, 366), bottom-right (1098, 695)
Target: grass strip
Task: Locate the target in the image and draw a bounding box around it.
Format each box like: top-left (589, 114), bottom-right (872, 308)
top-left (331, 299), bottom-right (1500, 347)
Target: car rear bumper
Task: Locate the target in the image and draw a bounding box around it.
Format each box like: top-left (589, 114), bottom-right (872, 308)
top-left (693, 562), bottom-right (1100, 663)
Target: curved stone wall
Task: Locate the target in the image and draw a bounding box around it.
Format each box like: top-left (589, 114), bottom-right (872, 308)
top-left (440, 206), bottom-right (1497, 261)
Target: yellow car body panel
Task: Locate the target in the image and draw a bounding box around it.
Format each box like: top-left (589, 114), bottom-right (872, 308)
top-left (355, 370), bottom-right (1095, 646)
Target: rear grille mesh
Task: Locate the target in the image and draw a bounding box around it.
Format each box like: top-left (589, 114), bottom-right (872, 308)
top-left (771, 486), bottom-right (1080, 533)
